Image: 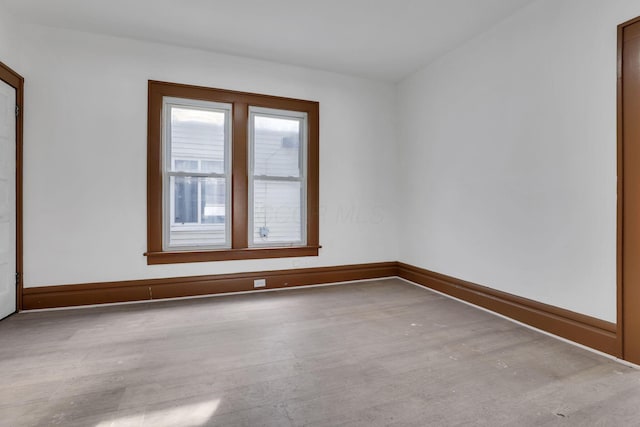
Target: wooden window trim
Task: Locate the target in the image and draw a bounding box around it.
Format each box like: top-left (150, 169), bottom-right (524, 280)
top-left (146, 81), bottom-right (320, 264)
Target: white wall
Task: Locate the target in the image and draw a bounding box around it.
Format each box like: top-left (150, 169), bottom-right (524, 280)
top-left (20, 25), bottom-right (399, 287)
top-left (398, 0), bottom-right (640, 322)
top-left (0, 4), bottom-right (20, 70)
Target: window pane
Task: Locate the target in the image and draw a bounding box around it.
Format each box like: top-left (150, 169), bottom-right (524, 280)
top-left (201, 179), bottom-right (226, 224)
top-left (170, 176), bottom-right (228, 247)
top-left (173, 176), bottom-right (197, 224)
top-left (253, 179), bottom-right (302, 244)
top-left (253, 115), bottom-right (301, 177)
top-left (170, 107), bottom-right (226, 174)
top-left (201, 160), bottom-right (224, 174)
top-left (174, 159), bottom-right (198, 173)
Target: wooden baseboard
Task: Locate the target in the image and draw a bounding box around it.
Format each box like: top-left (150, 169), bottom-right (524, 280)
top-left (22, 260), bottom-right (620, 358)
top-left (397, 262), bottom-right (619, 357)
top-left (22, 262), bottom-right (399, 310)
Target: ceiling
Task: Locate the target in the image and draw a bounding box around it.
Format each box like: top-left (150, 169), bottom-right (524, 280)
top-left (0, 0), bottom-right (536, 82)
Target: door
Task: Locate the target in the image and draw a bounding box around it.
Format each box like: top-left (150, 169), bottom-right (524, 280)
top-left (0, 78), bottom-right (16, 319)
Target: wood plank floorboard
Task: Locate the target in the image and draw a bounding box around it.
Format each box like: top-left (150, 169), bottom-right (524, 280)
top-left (0, 279), bottom-right (638, 426)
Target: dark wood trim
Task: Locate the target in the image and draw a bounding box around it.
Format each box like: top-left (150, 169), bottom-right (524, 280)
top-left (147, 80), bottom-right (320, 264)
top-left (0, 61), bottom-right (24, 312)
top-left (145, 245), bottom-right (321, 264)
top-left (232, 101), bottom-right (248, 249)
top-left (397, 263), bottom-right (619, 356)
top-left (22, 262), bottom-right (399, 309)
top-left (147, 82), bottom-right (163, 253)
top-left (618, 16), bottom-right (640, 364)
top-left (306, 102), bottom-right (320, 248)
top-left (622, 16), bottom-right (640, 42)
top-left (617, 20), bottom-right (626, 360)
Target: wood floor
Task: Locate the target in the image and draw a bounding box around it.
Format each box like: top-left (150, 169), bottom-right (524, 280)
top-left (0, 279), bottom-right (639, 426)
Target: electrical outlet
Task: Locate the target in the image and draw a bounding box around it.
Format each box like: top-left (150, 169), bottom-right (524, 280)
top-left (254, 278), bottom-right (266, 288)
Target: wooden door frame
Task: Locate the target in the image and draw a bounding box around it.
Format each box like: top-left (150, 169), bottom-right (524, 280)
top-left (0, 61), bottom-right (24, 312)
top-left (618, 16), bottom-right (640, 362)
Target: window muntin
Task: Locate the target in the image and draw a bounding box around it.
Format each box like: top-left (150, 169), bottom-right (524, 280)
top-left (163, 97), bottom-right (231, 250)
top-left (249, 107), bottom-right (307, 247)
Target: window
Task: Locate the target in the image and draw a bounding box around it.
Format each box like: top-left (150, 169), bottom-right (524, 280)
top-left (146, 81), bottom-right (320, 264)
top-left (164, 99), bottom-right (231, 249)
top-left (249, 107), bottom-right (307, 247)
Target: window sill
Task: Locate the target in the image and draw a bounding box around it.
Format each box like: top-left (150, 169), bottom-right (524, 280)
top-left (144, 245), bottom-right (321, 265)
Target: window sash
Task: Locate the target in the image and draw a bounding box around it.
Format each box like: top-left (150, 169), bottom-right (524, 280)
top-left (248, 107), bottom-right (308, 247)
top-left (162, 97), bottom-right (232, 250)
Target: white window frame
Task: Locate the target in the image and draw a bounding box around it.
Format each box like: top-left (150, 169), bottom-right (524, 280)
top-left (162, 97), bottom-right (232, 251)
top-left (248, 106), bottom-right (308, 248)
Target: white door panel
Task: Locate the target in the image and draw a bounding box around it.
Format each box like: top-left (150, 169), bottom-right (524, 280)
top-left (0, 79), bottom-right (16, 319)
